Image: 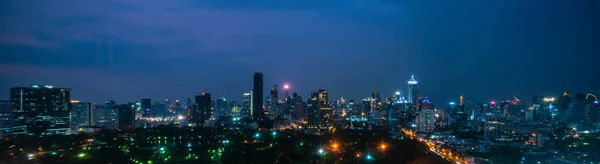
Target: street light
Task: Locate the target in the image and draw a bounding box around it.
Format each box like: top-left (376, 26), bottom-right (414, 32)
top-left (318, 148), bottom-right (324, 154)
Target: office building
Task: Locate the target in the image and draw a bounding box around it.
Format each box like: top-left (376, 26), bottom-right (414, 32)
top-left (118, 104), bottom-right (135, 130)
top-left (572, 93), bottom-right (586, 124)
top-left (306, 92), bottom-right (319, 129)
top-left (242, 93), bottom-right (251, 116)
top-left (193, 93), bottom-right (212, 126)
top-left (97, 100), bottom-right (119, 130)
top-left (252, 72), bottom-right (263, 120)
top-left (141, 98), bottom-right (151, 118)
top-left (417, 109), bottom-right (434, 133)
top-left (585, 94), bottom-right (598, 125)
top-left (318, 89), bottom-right (333, 127)
top-left (0, 100), bottom-right (13, 138)
top-left (11, 84), bottom-right (71, 136)
top-left (408, 76), bottom-right (419, 112)
top-left (269, 84), bottom-right (278, 117)
top-left (484, 113), bottom-right (513, 140)
top-left (71, 101), bottom-right (95, 128)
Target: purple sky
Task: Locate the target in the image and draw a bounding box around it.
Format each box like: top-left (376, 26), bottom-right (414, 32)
top-left (1, 0), bottom-right (599, 104)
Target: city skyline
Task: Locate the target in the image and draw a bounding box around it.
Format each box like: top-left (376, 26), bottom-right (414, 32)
top-left (2, 0), bottom-right (599, 103)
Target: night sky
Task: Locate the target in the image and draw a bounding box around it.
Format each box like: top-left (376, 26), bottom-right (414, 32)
top-left (1, 0), bottom-right (599, 104)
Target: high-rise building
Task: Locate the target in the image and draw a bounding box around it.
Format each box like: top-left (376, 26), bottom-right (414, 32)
top-left (306, 92), bottom-right (319, 129)
top-left (118, 104), bottom-right (135, 130)
top-left (407, 76), bottom-right (419, 112)
top-left (0, 100), bottom-right (13, 138)
top-left (269, 84), bottom-right (278, 117)
top-left (141, 98), bottom-right (151, 118)
top-left (11, 85), bottom-right (71, 136)
top-left (71, 101), bottom-right (94, 128)
top-left (97, 100), bottom-right (119, 130)
top-left (557, 91), bottom-right (572, 122)
top-left (252, 72), bottom-right (263, 120)
top-left (484, 113), bottom-right (513, 140)
top-left (572, 93), bottom-right (587, 124)
top-left (193, 93), bottom-right (212, 126)
top-left (216, 97), bottom-right (229, 118)
top-left (283, 84), bottom-right (290, 100)
top-left (242, 93), bottom-right (251, 116)
top-left (318, 89), bottom-right (333, 127)
top-left (417, 109), bottom-right (434, 133)
top-left (584, 94), bottom-right (598, 125)
top-left (151, 102), bottom-right (167, 117)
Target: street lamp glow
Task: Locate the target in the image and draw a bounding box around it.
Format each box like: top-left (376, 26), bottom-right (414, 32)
top-left (272, 131), bottom-right (277, 136)
top-left (255, 133), bottom-right (260, 138)
top-left (318, 148), bottom-right (324, 154)
top-left (78, 153), bottom-right (86, 158)
top-left (366, 154), bottom-right (373, 160)
top-left (395, 91), bottom-right (400, 95)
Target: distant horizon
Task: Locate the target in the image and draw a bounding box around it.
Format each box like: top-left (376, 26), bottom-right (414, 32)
top-left (3, 80), bottom-right (596, 106)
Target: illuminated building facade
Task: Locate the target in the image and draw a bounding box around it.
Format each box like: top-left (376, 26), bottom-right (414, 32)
top-left (71, 101), bottom-right (95, 128)
top-left (11, 85), bottom-right (71, 136)
top-left (97, 100), bottom-right (119, 130)
top-left (242, 93), bottom-right (251, 116)
top-left (252, 72), bottom-right (263, 120)
top-left (407, 76), bottom-right (419, 112)
top-left (484, 113), bottom-right (513, 140)
top-left (0, 100), bottom-right (13, 138)
top-left (318, 89), bottom-right (333, 128)
top-left (417, 109), bottom-right (434, 133)
top-left (306, 92), bottom-right (319, 129)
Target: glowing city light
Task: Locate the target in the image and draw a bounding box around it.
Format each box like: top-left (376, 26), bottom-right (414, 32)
top-left (177, 115), bottom-right (184, 120)
top-left (318, 148), bottom-right (324, 154)
top-left (272, 131), bottom-right (277, 136)
top-left (255, 133), bottom-right (260, 138)
top-left (284, 84), bottom-right (290, 89)
top-left (366, 154), bottom-right (373, 160)
top-left (408, 75), bottom-right (418, 84)
top-left (449, 102), bottom-right (456, 105)
top-left (78, 153), bottom-right (86, 158)
top-left (395, 91), bottom-right (401, 95)
top-left (543, 97), bottom-right (556, 102)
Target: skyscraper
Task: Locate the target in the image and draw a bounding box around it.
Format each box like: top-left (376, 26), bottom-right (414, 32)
top-left (141, 98), bottom-right (151, 118)
top-left (584, 93), bottom-right (598, 125)
top-left (318, 89), bottom-right (333, 127)
top-left (11, 84), bottom-right (71, 136)
top-left (417, 109), bottom-right (434, 133)
top-left (193, 93), bottom-right (212, 126)
top-left (0, 100), bottom-right (13, 138)
top-left (118, 104), bottom-right (135, 130)
top-left (242, 93), bottom-right (251, 116)
top-left (306, 92), bottom-right (319, 129)
top-left (252, 72), bottom-right (263, 120)
top-left (407, 76), bottom-right (419, 112)
top-left (270, 84), bottom-right (278, 117)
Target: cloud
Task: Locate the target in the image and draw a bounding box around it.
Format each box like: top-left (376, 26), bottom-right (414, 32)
top-left (0, 33), bottom-right (55, 48)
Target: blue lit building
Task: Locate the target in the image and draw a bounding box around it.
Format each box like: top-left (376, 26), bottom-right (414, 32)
top-left (0, 100), bottom-right (13, 138)
top-left (11, 84), bottom-right (71, 136)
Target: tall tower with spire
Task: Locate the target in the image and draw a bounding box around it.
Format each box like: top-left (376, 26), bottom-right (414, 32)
top-left (408, 75), bottom-right (419, 112)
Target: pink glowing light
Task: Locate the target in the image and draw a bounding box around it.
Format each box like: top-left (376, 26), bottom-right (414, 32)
top-left (284, 84), bottom-right (290, 89)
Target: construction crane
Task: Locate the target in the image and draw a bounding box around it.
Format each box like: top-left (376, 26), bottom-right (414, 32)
top-left (513, 95), bottom-right (520, 103)
top-left (586, 93), bottom-right (597, 100)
